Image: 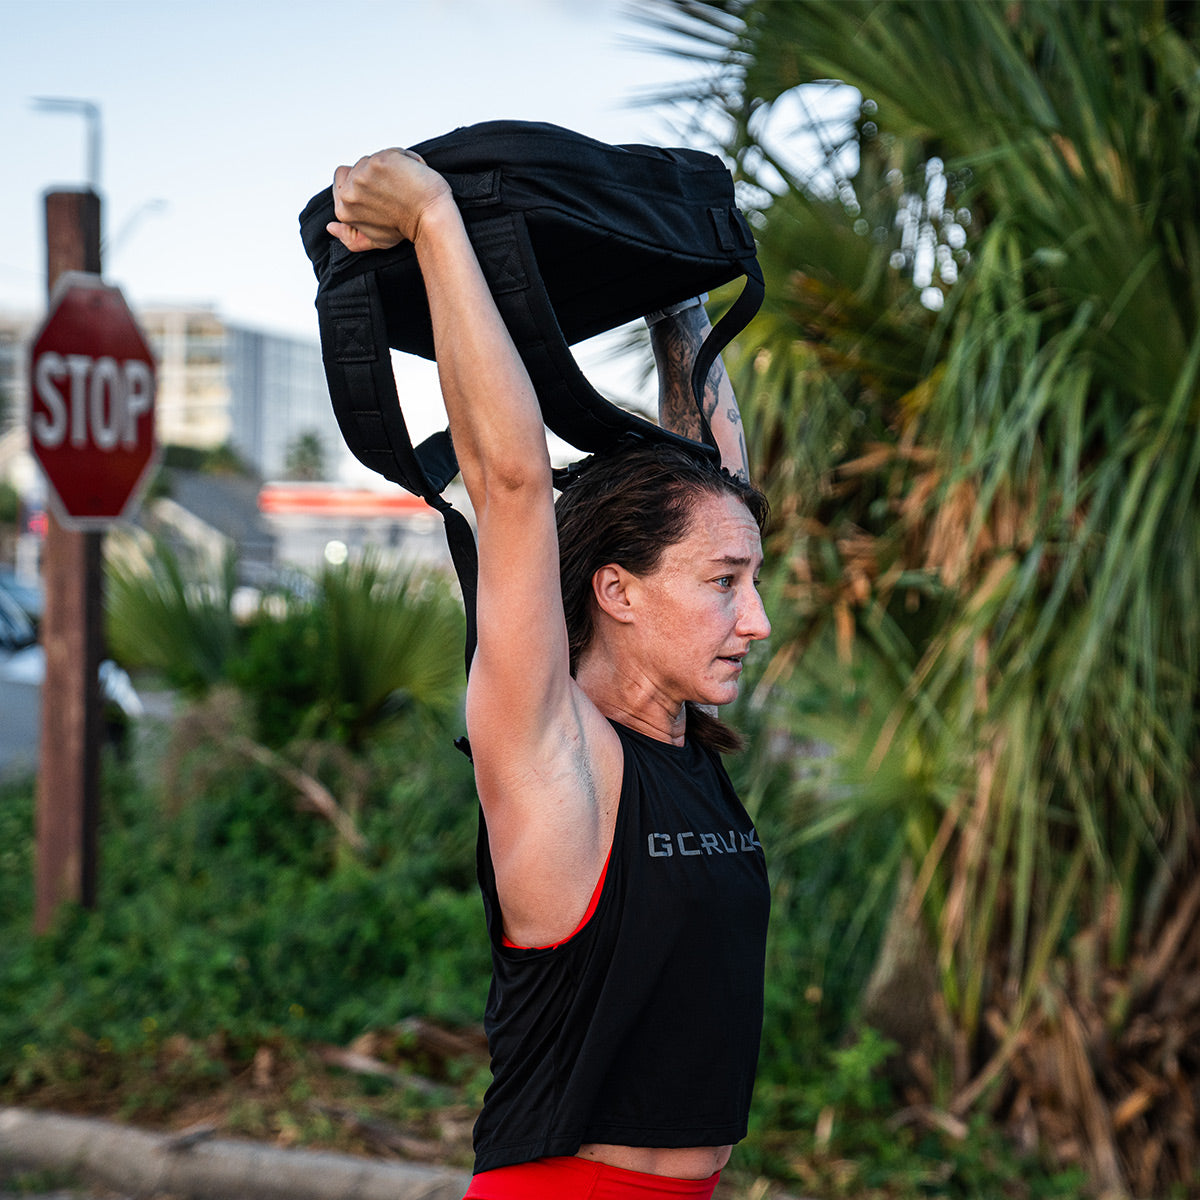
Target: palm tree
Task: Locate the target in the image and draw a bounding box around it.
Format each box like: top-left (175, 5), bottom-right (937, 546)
top-left (283, 429), bottom-right (328, 482)
top-left (640, 2), bottom-right (1200, 1193)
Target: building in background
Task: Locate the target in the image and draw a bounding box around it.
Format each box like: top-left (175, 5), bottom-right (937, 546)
top-left (224, 322), bottom-right (337, 482)
top-left (0, 304), bottom-right (454, 577)
top-left (0, 318), bottom-right (25, 435)
top-left (0, 304), bottom-right (341, 484)
top-left (139, 306), bottom-right (232, 452)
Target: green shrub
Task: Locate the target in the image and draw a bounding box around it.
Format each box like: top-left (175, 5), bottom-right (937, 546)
top-left (227, 557), bottom-right (466, 749)
top-left (106, 540), bottom-right (241, 692)
top-left (0, 738), bottom-right (485, 1084)
top-left (108, 541), bottom-right (466, 751)
top-left (224, 604), bottom-right (325, 747)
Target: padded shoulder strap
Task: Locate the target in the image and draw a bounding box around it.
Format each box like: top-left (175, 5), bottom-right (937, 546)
top-left (315, 255), bottom-right (454, 498)
top-left (691, 259), bottom-right (765, 435)
top-left (471, 209), bottom-right (755, 462)
top-left (314, 257), bottom-right (479, 675)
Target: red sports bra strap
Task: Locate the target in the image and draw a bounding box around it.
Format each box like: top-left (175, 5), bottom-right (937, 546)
top-left (501, 849), bottom-right (612, 950)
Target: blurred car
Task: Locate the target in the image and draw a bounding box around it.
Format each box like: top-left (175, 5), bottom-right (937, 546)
top-left (0, 573), bottom-right (142, 750)
top-left (0, 580), bottom-right (36, 654)
top-left (0, 566), bottom-right (44, 629)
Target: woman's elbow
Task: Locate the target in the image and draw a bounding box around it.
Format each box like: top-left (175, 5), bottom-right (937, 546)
top-left (466, 446), bottom-right (550, 504)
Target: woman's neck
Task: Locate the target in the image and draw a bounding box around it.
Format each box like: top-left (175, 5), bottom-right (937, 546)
top-left (575, 652), bottom-right (687, 746)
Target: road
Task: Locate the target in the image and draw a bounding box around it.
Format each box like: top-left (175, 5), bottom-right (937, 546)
top-left (0, 677), bottom-right (39, 780)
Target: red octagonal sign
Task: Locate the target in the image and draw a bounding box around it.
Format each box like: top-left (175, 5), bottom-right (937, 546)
top-left (28, 272), bottom-right (159, 528)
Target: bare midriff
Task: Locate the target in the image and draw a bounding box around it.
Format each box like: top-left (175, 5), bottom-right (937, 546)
top-left (575, 1143), bottom-right (732, 1180)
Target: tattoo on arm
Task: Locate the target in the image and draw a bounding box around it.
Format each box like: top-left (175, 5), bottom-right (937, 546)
top-left (649, 305), bottom-right (751, 483)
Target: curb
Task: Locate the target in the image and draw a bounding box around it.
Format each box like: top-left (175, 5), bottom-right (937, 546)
top-left (0, 1108), bottom-right (471, 1200)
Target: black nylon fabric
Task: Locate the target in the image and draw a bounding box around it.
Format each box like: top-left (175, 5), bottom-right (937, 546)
top-left (301, 121), bottom-right (756, 354)
top-left (298, 119), bottom-right (761, 492)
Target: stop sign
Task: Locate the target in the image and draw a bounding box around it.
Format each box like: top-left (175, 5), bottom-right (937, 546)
top-left (28, 272), bottom-right (159, 528)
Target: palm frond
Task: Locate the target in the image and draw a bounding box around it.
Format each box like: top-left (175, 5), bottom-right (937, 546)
top-left (641, 1), bottom-right (1200, 1189)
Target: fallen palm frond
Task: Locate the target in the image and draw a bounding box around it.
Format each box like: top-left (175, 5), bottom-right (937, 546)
top-left (163, 687), bottom-right (367, 853)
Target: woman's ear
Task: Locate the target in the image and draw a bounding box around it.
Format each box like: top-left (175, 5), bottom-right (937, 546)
top-left (592, 564), bottom-right (635, 623)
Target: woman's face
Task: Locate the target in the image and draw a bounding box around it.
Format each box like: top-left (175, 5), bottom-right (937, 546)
top-left (628, 491), bottom-right (770, 709)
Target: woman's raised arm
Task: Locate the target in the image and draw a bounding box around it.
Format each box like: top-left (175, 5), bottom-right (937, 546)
top-left (329, 149), bottom-right (620, 946)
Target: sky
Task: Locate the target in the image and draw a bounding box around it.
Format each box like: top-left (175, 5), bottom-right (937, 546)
top-left (1, 0), bottom-right (707, 345)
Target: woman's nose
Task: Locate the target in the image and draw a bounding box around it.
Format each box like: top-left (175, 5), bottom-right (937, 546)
top-left (739, 587), bottom-right (771, 641)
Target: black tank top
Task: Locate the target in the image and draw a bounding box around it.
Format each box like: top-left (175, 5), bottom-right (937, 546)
top-left (472, 720), bottom-right (770, 1173)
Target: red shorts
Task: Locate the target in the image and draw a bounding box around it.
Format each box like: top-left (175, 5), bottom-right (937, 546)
top-left (463, 1156), bottom-right (721, 1200)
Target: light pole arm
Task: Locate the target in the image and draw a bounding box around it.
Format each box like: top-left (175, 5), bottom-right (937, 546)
top-left (31, 96), bottom-right (102, 193)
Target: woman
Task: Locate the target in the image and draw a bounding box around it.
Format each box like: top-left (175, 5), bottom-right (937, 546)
top-left (329, 147), bottom-right (771, 1200)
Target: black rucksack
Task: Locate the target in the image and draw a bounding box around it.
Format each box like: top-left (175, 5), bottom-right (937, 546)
top-left (298, 119), bottom-right (763, 671)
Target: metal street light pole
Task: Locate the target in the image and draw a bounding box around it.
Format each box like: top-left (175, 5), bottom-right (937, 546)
top-left (31, 96), bottom-right (102, 194)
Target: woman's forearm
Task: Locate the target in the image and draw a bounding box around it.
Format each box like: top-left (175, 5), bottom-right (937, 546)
top-left (412, 198), bottom-right (550, 502)
top-left (649, 303), bottom-right (750, 484)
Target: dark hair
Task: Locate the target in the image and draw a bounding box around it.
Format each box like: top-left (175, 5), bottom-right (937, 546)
top-left (555, 439), bottom-right (768, 754)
